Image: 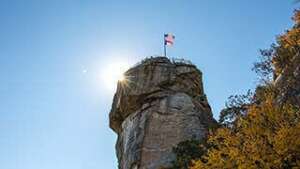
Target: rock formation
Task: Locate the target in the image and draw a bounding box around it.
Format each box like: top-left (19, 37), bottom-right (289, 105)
top-left (109, 57), bottom-right (216, 169)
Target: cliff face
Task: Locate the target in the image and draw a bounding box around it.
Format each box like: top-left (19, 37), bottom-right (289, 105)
top-left (109, 57), bottom-right (216, 169)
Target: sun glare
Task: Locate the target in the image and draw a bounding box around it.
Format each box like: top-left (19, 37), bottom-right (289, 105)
top-left (101, 61), bottom-right (130, 90)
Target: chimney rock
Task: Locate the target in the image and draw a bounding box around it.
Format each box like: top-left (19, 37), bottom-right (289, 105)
top-left (109, 57), bottom-right (216, 169)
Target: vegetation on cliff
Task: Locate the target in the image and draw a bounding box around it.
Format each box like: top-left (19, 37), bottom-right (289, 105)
top-left (167, 10), bottom-right (300, 169)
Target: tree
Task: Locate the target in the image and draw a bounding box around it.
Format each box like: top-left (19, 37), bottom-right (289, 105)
top-left (192, 89), bottom-right (300, 169)
top-left (161, 139), bottom-right (211, 169)
top-left (191, 10), bottom-right (300, 169)
top-left (219, 90), bottom-right (253, 129)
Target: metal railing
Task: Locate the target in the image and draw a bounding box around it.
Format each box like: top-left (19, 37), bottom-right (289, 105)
top-left (171, 57), bottom-right (193, 65)
top-left (131, 56), bottom-right (194, 68)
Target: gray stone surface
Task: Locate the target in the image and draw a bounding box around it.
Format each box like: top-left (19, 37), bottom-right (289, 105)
top-left (109, 57), bottom-right (216, 169)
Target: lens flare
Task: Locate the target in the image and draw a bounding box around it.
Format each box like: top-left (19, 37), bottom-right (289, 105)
top-left (101, 61), bottom-right (130, 90)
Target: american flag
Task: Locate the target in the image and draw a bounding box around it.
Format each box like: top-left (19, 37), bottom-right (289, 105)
top-left (164, 33), bottom-right (175, 46)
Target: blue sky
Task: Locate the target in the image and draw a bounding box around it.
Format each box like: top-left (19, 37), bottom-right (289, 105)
top-left (0, 0), bottom-right (298, 169)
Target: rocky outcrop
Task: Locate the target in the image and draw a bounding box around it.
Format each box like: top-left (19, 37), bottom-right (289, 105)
top-left (109, 57), bottom-right (216, 169)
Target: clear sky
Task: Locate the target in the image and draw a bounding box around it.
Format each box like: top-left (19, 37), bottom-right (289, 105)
top-left (0, 0), bottom-right (298, 169)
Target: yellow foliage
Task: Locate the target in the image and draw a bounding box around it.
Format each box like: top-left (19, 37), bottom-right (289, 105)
top-left (273, 10), bottom-right (300, 76)
top-left (191, 88), bottom-right (300, 169)
top-left (190, 10), bottom-right (300, 169)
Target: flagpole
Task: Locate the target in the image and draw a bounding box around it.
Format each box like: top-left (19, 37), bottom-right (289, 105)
top-left (164, 43), bottom-right (167, 57)
top-left (164, 34), bottom-right (167, 57)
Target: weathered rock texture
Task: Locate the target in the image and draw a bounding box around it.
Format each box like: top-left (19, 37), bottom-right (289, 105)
top-left (109, 57), bottom-right (216, 169)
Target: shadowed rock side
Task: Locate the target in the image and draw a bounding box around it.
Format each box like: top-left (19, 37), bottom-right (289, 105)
top-left (109, 57), bottom-right (216, 169)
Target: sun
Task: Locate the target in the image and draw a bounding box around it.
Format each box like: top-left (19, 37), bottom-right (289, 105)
top-left (101, 61), bottom-right (130, 90)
